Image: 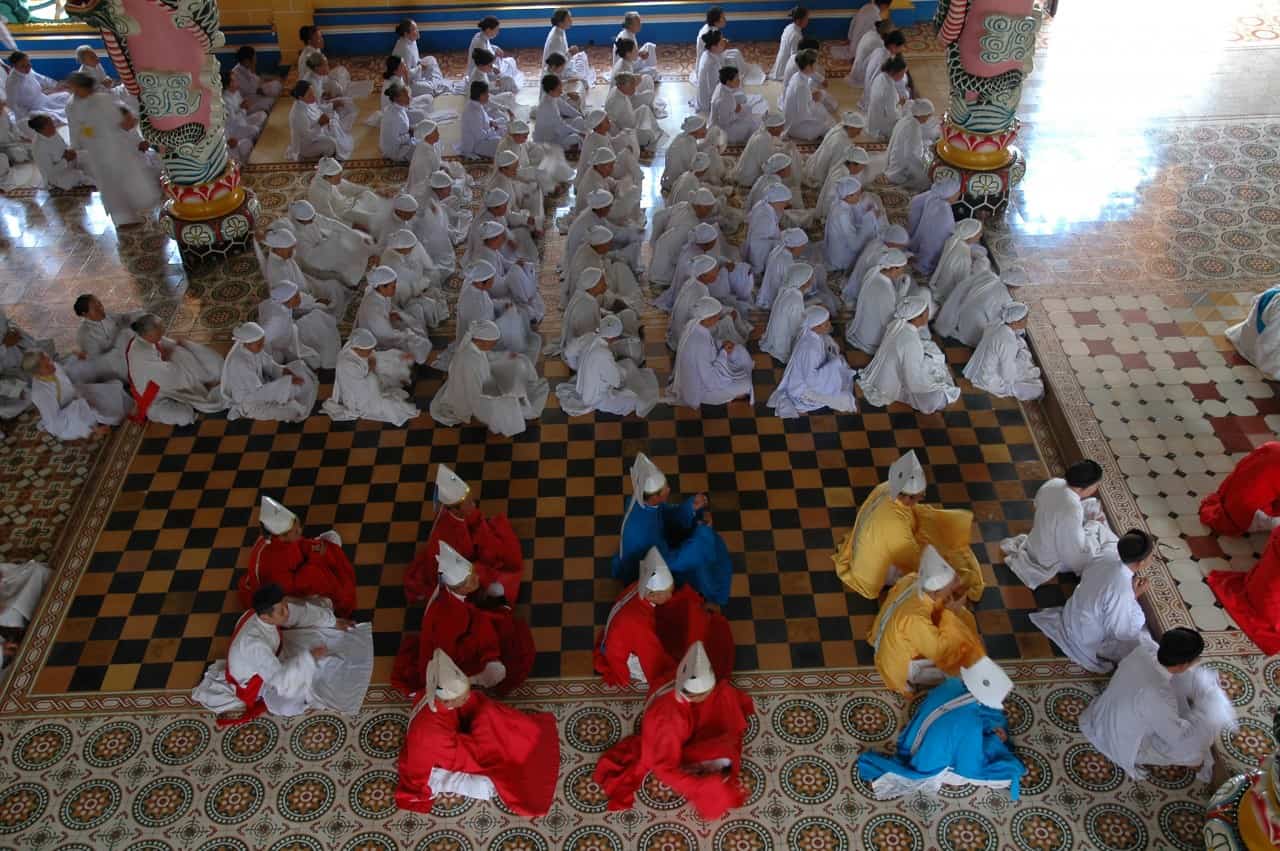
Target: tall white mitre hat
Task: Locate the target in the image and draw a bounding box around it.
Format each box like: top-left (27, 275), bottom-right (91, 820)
top-left (435, 464), bottom-right (469, 506)
top-left (640, 547), bottom-right (674, 593)
top-left (677, 641), bottom-right (716, 696)
top-left (438, 541), bottom-right (474, 587)
top-left (917, 545), bottom-right (956, 592)
top-left (630, 452), bottom-right (667, 498)
top-left (888, 449), bottom-right (926, 498)
top-left (961, 656), bottom-right (1013, 709)
top-left (260, 496), bottom-right (297, 536)
top-left (424, 648), bottom-right (470, 710)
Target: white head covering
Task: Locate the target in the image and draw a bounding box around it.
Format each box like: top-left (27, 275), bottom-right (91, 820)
top-left (289, 200), bottom-right (316, 221)
top-left (630, 453), bottom-right (667, 496)
top-left (693, 296), bottom-right (724, 321)
top-left (883, 224), bottom-right (909, 244)
top-left (881, 248), bottom-right (909, 268)
top-left (910, 98), bottom-right (935, 117)
top-left (588, 189), bottom-right (614, 209)
top-left (479, 219), bottom-right (506, 240)
top-left (496, 149), bottom-right (520, 168)
top-left (782, 228), bottom-right (808, 248)
top-left (317, 157), bottom-right (343, 176)
top-left (233, 322), bottom-right (265, 343)
top-left (888, 450), bottom-right (927, 497)
top-left (591, 146), bottom-right (617, 166)
top-left (424, 648), bottom-right (470, 710)
top-left (803, 305), bottom-right (830, 329)
top-left (842, 111), bottom-right (866, 128)
top-left (438, 540), bottom-right (475, 586)
top-left (692, 152), bottom-right (710, 172)
top-left (692, 254), bottom-right (718, 276)
top-left (588, 225), bottom-right (613, 246)
top-left (765, 184), bottom-right (792, 204)
top-left (470, 319), bottom-right (501, 341)
top-left (260, 496), bottom-right (297, 536)
top-left (954, 218), bottom-right (982, 240)
top-left (484, 188), bottom-right (510, 207)
top-left (390, 228), bottom-right (417, 250)
top-left (578, 267), bottom-right (605, 291)
top-left (894, 295), bottom-right (930, 321)
top-left (393, 194), bottom-right (418, 213)
top-left (414, 119), bottom-right (438, 138)
top-left (1001, 302), bottom-right (1029, 324)
top-left (265, 229), bottom-right (296, 249)
top-left (693, 222), bottom-right (719, 244)
top-left (466, 260), bottom-right (496, 284)
top-left (962, 657), bottom-right (1014, 709)
top-left (435, 464), bottom-right (469, 505)
top-left (692, 187), bottom-right (717, 207)
top-left (367, 265), bottom-right (397, 288)
top-left (918, 545), bottom-right (956, 591)
top-left (765, 153), bottom-right (792, 174)
top-left (587, 108), bottom-right (608, 128)
top-left (598, 313), bottom-right (624, 338)
top-left (270, 282), bottom-right (299, 303)
top-left (349, 328), bottom-right (377, 349)
top-left (640, 547), bottom-right (675, 593)
top-left (845, 147), bottom-right (871, 165)
top-left (785, 263), bottom-right (813, 289)
top-left (682, 115), bottom-right (706, 133)
top-left (1003, 269), bottom-right (1030, 288)
top-left (764, 109), bottom-right (785, 128)
top-left (677, 641), bottom-right (716, 695)
top-left (429, 171), bottom-right (452, 189)
top-left (837, 176), bottom-right (863, 198)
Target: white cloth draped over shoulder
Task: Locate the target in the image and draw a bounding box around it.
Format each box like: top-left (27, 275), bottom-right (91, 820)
top-left (1000, 479), bottom-right (1119, 589)
top-left (555, 333), bottom-right (660, 418)
top-left (220, 342), bottom-right (318, 422)
top-left (258, 294), bottom-right (339, 371)
top-left (963, 323), bottom-right (1043, 400)
top-left (768, 326), bottom-right (858, 418)
top-left (1226, 286), bottom-right (1280, 380)
top-left (429, 337), bottom-right (548, 437)
top-left (858, 318), bottom-right (960, 413)
top-left (669, 322), bottom-right (754, 408)
top-left (29, 363), bottom-right (129, 440)
top-left (125, 336), bottom-right (226, 426)
top-left (322, 340), bottom-right (419, 426)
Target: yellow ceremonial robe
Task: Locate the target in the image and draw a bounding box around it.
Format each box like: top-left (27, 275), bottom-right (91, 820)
top-left (831, 481), bottom-right (985, 602)
top-left (868, 574), bottom-right (984, 695)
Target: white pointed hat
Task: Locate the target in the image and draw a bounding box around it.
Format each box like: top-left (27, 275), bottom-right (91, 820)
top-left (424, 648), bottom-right (470, 710)
top-left (888, 450), bottom-right (926, 497)
top-left (630, 453), bottom-right (667, 498)
top-left (918, 545), bottom-right (956, 591)
top-left (435, 464), bottom-right (469, 505)
top-left (677, 641), bottom-right (716, 695)
top-left (260, 495), bottom-right (297, 536)
top-left (961, 656), bottom-right (1013, 709)
top-left (640, 547), bottom-right (674, 593)
top-left (438, 540), bottom-right (474, 587)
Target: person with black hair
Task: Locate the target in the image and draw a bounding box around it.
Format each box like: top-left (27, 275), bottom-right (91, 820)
top-left (1001, 459), bottom-right (1121, 590)
top-left (612, 38), bottom-right (663, 115)
top-left (850, 18), bottom-right (892, 85)
top-left (222, 69), bottom-right (264, 165)
top-left (861, 28), bottom-right (908, 98)
top-left (1080, 626), bottom-right (1233, 782)
top-left (301, 51), bottom-right (358, 131)
top-left (28, 112), bottom-right (90, 191)
top-left (467, 15), bottom-right (524, 85)
top-left (543, 8), bottom-right (596, 91)
top-left (781, 49), bottom-right (836, 141)
top-left (709, 65), bottom-right (762, 145)
top-left (469, 48), bottom-right (520, 123)
top-left (286, 79), bottom-right (352, 161)
top-left (66, 72), bottom-right (162, 227)
top-left (694, 30), bottom-right (727, 115)
top-left (460, 80), bottom-right (506, 159)
top-left (392, 19), bottom-right (450, 97)
top-left (770, 6), bottom-right (809, 80)
top-left (866, 54), bottom-right (909, 140)
top-left (849, 0), bottom-right (892, 49)
top-left (4, 51), bottom-right (70, 123)
top-left (233, 45), bottom-right (283, 114)
top-left (533, 73), bottom-right (586, 152)
top-left (782, 36), bottom-right (821, 91)
top-left (73, 295), bottom-right (144, 384)
top-left (606, 71), bottom-right (661, 149)
top-left (296, 25), bottom-right (326, 79)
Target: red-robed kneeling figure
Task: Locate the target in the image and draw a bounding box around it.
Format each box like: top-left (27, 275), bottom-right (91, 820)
top-left (404, 464), bottom-right (525, 604)
top-left (594, 641), bottom-right (755, 821)
top-left (237, 496), bottom-right (357, 618)
top-left (594, 547), bottom-right (736, 688)
top-left (1199, 442), bottom-right (1280, 537)
top-left (1208, 526), bottom-right (1280, 654)
top-left (392, 540), bottom-right (535, 699)
top-left (396, 648), bottom-right (559, 816)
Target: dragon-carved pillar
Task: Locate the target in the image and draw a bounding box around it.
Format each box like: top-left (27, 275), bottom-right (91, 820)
top-left (66, 0), bottom-right (258, 266)
top-left (930, 0), bottom-right (1043, 218)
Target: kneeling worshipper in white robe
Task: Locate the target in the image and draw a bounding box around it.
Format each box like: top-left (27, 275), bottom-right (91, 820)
top-left (658, 222), bottom-right (749, 313)
top-left (461, 81), bottom-right (507, 160)
top-left (908, 177), bottom-right (962, 276)
top-left (744, 184), bottom-right (794, 276)
top-left (848, 224), bottom-right (910, 304)
top-left (745, 152), bottom-right (806, 223)
top-left (865, 55), bottom-right (908, 140)
top-left (220, 322), bottom-right (318, 423)
top-left (825, 177), bottom-right (878, 275)
top-left (760, 263), bottom-right (819, 363)
top-left (929, 218), bottom-right (984, 304)
top-left (709, 66), bottom-right (766, 146)
top-left (322, 329), bottom-right (419, 426)
top-left (408, 120), bottom-right (473, 205)
top-left (467, 188), bottom-right (538, 269)
top-left (670, 297), bottom-right (754, 409)
top-left (565, 226), bottom-right (643, 310)
top-left (782, 51), bottom-right (836, 142)
top-left (618, 13), bottom-right (659, 76)
top-left (666, 153), bottom-right (733, 220)
top-left (552, 268), bottom-right (642, 366)
top-left (430, 319), bottom-right (548, 437)
top-left (1226, 285), bottom-right (1280, 380)
top-left (859, 296), bottom-right (961, 413)
top-left (963, 302), bottom-right (1044, 401)
top-left (805, 111), bottom-right (866, 188)
top-left (379, 84), bottom-right (418, 163)
top-left (471, 221), bottom-right (545, 325)
top-left (260, 281), bottom-right (340, 371)
top-left (1000, 460), bottom-right (1119, 589)
top-left (544, 9), bottom-right (596, 88)
top-left (557, 313), bottom-right (661, 418)
top-left (354, 265), bottom-right (433, 365)
top-left (534, 73), bottom-right (586, 152)
top-left (379, 229), bottom-right (449, 326)
top-left (489, 149), bottom-right (546, 231)
top-left (817, 148), bottom-right (882, 225)
top-left (497, 118), bottom-right (573, 195)
top-left (663, 117), bottom-right (728, 195)
top-left (439, 261), bottom-right (541, 371)
top-left (193, 584), bottom-right (373, 726)
top-left (1030, 529), bottom-right (1158, 674)
top-left (124, 314), bottom-right (225, 426)
top-left (670, 255), bottom-right (753, 349)
top-left (577, 147), bottom-right (643, 228)
top-left (847, 249), bottom-right (911, 353)
top-left (5, 54), bottom-right (72, 123)
top-left (261, 228), bottom-right (350, 319)
top-left (308, 157), bottom-right (388, 232)
top-left (885, 99), bottom-right (935, 190)
top-left (694, 31), bottom-right (728, 114)
top-left (650, 188), bottom-right (724, 288)
top-left (73, 295), bottom-right (142, 383)
top-left (606, 72), bottom-right (662, 150)
top-left (565, 189), bottom-right (643, 273)
top-left (933, 264), bottom-right (1012, 347)
top-left (28, 114), bottom-right (91, 191)
top-left (757, 228), bottom-right (829, 311)
top-left (277, 199), bottom-right (374, 289)
top-left (768, 306), bottom-right (858, 418)
top-left (1080, 627), bottom-right (1235, 783)
top-left (577, 109), bottom-right (643, 192)
top-left (418, 172), bottom-right (466, 273)
top-left (0, 559), bottom-right (51, 682)
top-left (0, 311), bottom-right (55, 420)
top-left (732, 110), bottom-right (798, 189)
top-left (287, 80), bottom-right (353, 161)
top-left (300, 54), bottom-right (358, 131)
top-left (25, 350), bottom-right (129, 440)
top-left (65, 75), bottom-right (162, 227)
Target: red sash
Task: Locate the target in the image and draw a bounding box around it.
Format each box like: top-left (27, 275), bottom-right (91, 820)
top-left (216, 611), bottom-right (279, 728)
top-left (124, 336), bottom-right (160, 424)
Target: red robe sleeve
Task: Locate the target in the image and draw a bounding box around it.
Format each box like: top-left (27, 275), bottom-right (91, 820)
top-left (395, 702), bottom-right (489, 813)
top-left (593, 589), bottom-right (674, 687)
top-left (1208, 526), bottom-right (1280, 654)
top-left (472, 606), bottom-right (536, 697)
top-left (1200, 442), bottom-right (1280, 536)
top-left (391, 592), bottom-right (502, 698)
top-left (236, 537), bottom-right (357, 617)
top-left (463, 693), bottom-right (560, 816)
top-left (655, 586), bottom-right (737, 679)
top-left (467, 510), bottom-right (525, 602)
top-left (642, 691), bottom-right (746, 821)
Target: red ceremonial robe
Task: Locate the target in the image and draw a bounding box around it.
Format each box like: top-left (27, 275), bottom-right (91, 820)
top-left (593, 584), bottom-right (736, 687)
top-left (1199, 442), bottom-right (1280, 536)
top-left (593, 679), bottom-right (755, 820)
top-left (237, 535), bottom-right (358, 618)
top-left (404, 507), bottom-right (525, 604)
top-left (395, 690), bottom-right (560, 816)
top-left (1208, 527), bottom-right (1280, 654)
top-left (391, 584), bottom-right (535, 699)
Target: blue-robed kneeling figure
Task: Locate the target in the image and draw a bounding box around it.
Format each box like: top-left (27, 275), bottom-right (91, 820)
top-left (858, 658), bottom-right (1027, 800)
top-left (610, 453), bottom-right (734, 606)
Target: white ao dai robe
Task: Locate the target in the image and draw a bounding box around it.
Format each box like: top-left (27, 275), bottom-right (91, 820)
top-left (963, 323), bottom-right (1043, 400)
top-left (379, 103), bottom-right (416, 162)
top-left (77, 311), bottom-right (141, 383)
top-left (670, 323), bottom-right (753, 408)
top-left (5, 68), bottom-right (71, 122)
top-left (263, 251), bottom-right (350, 319)
top-left (554, 289), bottom-right (642, 368)
top-left (29, 363), bottom-right (129, 440)
top-left (322, 343), bottom-right (418, 426)
top-left (605, 88), bottom-right (660, 150)
top-left (32, 132), bottom-right (91, 191)
top-left (220, 344), bottom-right (317, 422)
top-left (258, 294), bottom-right (339, 370)
top-left (933, 273), bottom-right (1011, 347)
top-left (460, 100), bottom-right (505, 159)
top-left (768, 327), bottom-right (858, 418)
top-left (760, 285), bottom-right (808, 363)
top-left (533, 93), bottom-right (586, 150)
top-left (846, 271), bottom-right (898, 353)
top-left (710, 84), bottom-right (763, 146)
top-left (354, 289), bottom-right (432, 363)
top-left (277, 215), bottom-right (372, 289)
top-left (555, 334), bottom-right (660, 417)
top-left (408, 141), bottom-right (472, 204)
top-left (429, 340), bottom-right (548, 436)
top-left (1000, 479), bottom-right (1119, 589)
top-left (782, 72), bottom-right (835, 142)
top-left (858, 318), bottom-right (960, 413)
top-left (543, 26), bottom-right (596, 87)
top-left (865, 73), bottom-right (902, 141)
top-left (308, 175), bottom-right (387, 231)
top-left (379, 244), bottom-right (448, 323)
top-left (67, 91), bottom-right (161, 225)
top-left (886, 114), bottom-right (929, 190)
top-left (125, 337), bottom-right (225, 426)
top-left (769, 23), bottom-right (804, 80)
top-left (0, 560), bottom-right (51, 681)
top-left (825, 198), bottom-right (877, 272)
top-left (288, 99), bottom-right (353, 161)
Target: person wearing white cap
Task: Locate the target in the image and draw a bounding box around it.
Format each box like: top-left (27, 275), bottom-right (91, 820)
top-left (575, 109), bottom-right (642, 191)
top-left (378, 83), bottom-right (417, 162)
top-left (732, 109), bottom-right (795, 189)
top-left (497, 118), bottom-right (574, 195)
top-left (71, 294), bottom-right (144, 384)
top-left (378, 229), bottom-right (449, 328)
top-left (824, 176), bottom-right (876, 273)
top-left (220, 321), bottom-right (318, 423)
top-left (804, 110), bottom-right (866, 188)
top-left (606, 71), bottom-right (662, 150)
top-left (577, 147), bottom-right (642, 226)
top-left (259, 227), bottom-right (351, 320)
top-left (667, 152), bottom-right (732, 217)
top-left (564, 228), bottom-right (643, 311)
top-left (556, 312), bottom-right (662, 418)
top-left (430, 319), bottom-right (549, 438)
top-left (1227, 285), bottom-right (1280, 380)
top-left (669, 257), bottom-right (751, 350)
top-left (710, 65), bottom-right (765, 146)
top-left (565, 189), bottom-right (643, 273)
top-left (858, 655), bottom-right (1026, 799)
top-left (354, 265), bottom-right (433, 365)
top-left (441, 261), bottom-right (541, 372)
top-left (928, 218), bottom-right (985, 304)
top-left (745, 153), bottom-right (810, 227)
top-left (307, 157), bottom-right (388, 232)
top-left (286, 80), bottom-right (353, 162)
top-left (886, 98), bottom-right (935, 189)
top-left (460, 80), bottom-right (506, 160)
top-left (419, 172), bottom-right (472, 268)
top-left (407, 120), bottom-right (473, 205)
top-left (745, 183), bottom-right (794, 275)
top-left (258, 281), bottom-right (339, 371)
top-left (124, 313), bottom-right (226, 426)
top-left (757, 227), bottom-right (831, 312)
top-left (846, 223), bottom-right (908, 305)
top-left (867, 545), bottom-right (984, 696)
top-left (664, 116), bottom-right (713, 196)
top-left (661, 220), bottom-right (745, 312)
top-left (23, 348), bottom-right (130, 441)
top-left (486, 149), bottom-right (546, 232)
top-left (273, 198), bottom-right (374, 289)
top-left (860, 295), bottom-right (960, 411)
top-left (469, 219), bottom-right (545, 326)
top-left (238, 495), bottom-right (354, 616)
top-left (760, 263), bottom-right (818, 363)
top-left (768, 305), bottom-right (858, 418)
top-left (533, 71), bottom-right (586, 153)
top-left (908, 177), bottom-right (962, 275)
top-left (191, 582), bottom-right (372, 725)
top-left (593, 640), bottom-right (754, 819)
top-left (846, 248), bottom-right (910, 352)
top-left (650, 187), bottom-right (730, 288)
top-left (299, 52), bottom-right (358, 131)
top-left (817, 147), bottom-right (884, 225)
top-left (865, 53), bottom-right (908, 140)
top-left (963, 301), bottom-right (1043, 400)
top-left (321, 328), bottom-right (419, 426)
top-left (465, 187), bottom-right (538, 268)
top-left (782, 49), bottom-right (837, 142)
top-left (934, 260), bottom-right (1013, 346)
top-left (670, 296), bottom-right (754, 411)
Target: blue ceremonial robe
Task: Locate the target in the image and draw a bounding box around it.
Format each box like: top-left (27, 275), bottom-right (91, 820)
top-left (611, 496), bottom-right (734, 606)
top-left (857, 677), bottom-right (1026, 799)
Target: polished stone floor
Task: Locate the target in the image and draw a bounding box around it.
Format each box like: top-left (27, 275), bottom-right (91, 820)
top-left (0, 0), bottom-right (1277, 848)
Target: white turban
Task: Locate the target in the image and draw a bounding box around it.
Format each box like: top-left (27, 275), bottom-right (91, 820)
top-left (414, 119), bottom-right (438, 138)
top-left (841, 111), bottom-right (866, 128)
top-left (465, 260), bottom-right (496, 283)
top-left (954, 218), bottom-right (982, 240)
top-left (393, 194), bottom-right (418, 213)
top-left (470, 319), bottom-right (501, 341)
top-left (883, 224), bottom-right (909, 244)
top-left (691, 152), bottom-right (710, 171)
top-left (577, 268), bottom-right (605, 291)
top-left (316, 157), bottom-right (342, 176)
top-left (233, 322), bottom-right (265, 343)
top-left (390, 229), bottom-right (417, 250)
top-left (509, 119), bottom-right (530, 135)
top-left (429, 171), bottom-right (452, 189)
top-left (765, 153), bottom-right (792, 174)
top-left (289, 200), bottom-right (315, 221)
top-left (367, 265), bottom-right (397, 288)
top-left (479, 219), bottom-right (506, 240)
top-left (894, 295), bottom-right (930, 320)
top-left (598, 313), bottom-right (624, 338)
top-left (764, 109), bottom-right (785, 128)
top-left (881, 248), bottom-right (909, 268)
top-left (270, 281), bottom-right (299, 303)
top-left (693, 296), bottom-right (723, 321)
top-left (692, 187), bottom-right (717, 207)
top-left (691, 254), bottom-right (718, 276)
top-left (483, 187), bottom-right (510, 207)
top-left (910, 98), bottom-right (935, 117)
top-left (587, 108), bottom-right (608, 128)
top-left (803, 305), bottom-right (830, 328)
top-left (693, 222), bottom-right (718, 244)
top-left (349, 328), bottom-right (378, 349)
top-left (785, 263), bottom-right (813, 289)
top-left (765, 184), bottom-right (792, 204)
top-left (590, 146), bottom-right (617, 166)
top-left (845, 147), bottom-right (871, 164)
top-left (265, 229), bottom-right (296, 249)
top-left (782, 228), bottom-right (807, 248)
top-left (682, 115), bottom-right (706, 133)
top-left (588, 225), bottom-right (613, 246)
top-left (588, 189), bottom-right (614, 208)
top-left (836, 176), bottom-right (863, 198)
top-left (496, 149), bottom-right (520, 167)
top-left (1001, 302), bottom-right (1029, 324)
